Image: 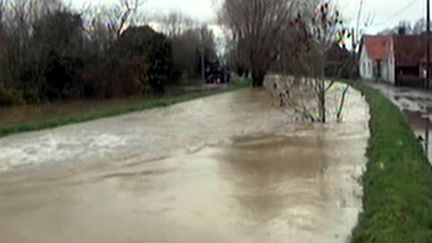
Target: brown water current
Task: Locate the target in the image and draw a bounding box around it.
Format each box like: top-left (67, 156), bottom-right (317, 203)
top-left (0, 85), bottom-right (369, 243)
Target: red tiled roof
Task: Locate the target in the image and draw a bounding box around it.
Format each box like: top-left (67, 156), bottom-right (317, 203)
top-left (363, 34), bottom-right (432, 67)
top-left (363, 35), bottom-right (392, 60)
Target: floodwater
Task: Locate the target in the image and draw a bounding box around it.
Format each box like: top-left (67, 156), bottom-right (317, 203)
top-left (0, 97), bottom-right (147, 128)
top-left (368, 83), bottom-right (432, 160)
top-left (0, 86), bottom-right (205, 128)
top-left (0, 85), bottom-right (369, 243)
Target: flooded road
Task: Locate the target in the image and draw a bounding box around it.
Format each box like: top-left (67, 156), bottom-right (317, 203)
top-left (0, 86), bottom-right (369, 243)
top-left (367, 83), bottom-right (432, 161)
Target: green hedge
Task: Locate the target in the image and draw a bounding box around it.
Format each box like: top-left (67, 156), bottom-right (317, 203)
top-left (351, 82), bottom-right (432, 242)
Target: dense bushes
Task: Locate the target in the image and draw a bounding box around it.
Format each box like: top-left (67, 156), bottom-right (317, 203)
top-left (117, 26), bottom-right (174, 93)
top-left (79, 25), bottom-right (174, 99)
top-left (0, 1), bottom-right (210, 106)
top-left (0, 85), bottom-right (24, 106)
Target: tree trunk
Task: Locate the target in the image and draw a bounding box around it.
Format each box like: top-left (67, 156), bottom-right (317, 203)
top-left (318, 81), bottom-right (326, 123)
top-left (236, 67), bottom-right (245, 77)
top-left (252, 70), bottom-right (266, 87)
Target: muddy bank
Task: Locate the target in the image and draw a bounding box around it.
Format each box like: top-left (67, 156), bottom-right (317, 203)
top-left (0, 85), bottom-right (369, 243)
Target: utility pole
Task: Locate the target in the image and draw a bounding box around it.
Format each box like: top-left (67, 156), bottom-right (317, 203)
top-left (200, 27), bottom-right (206, 84)
top-left (351, 28), bottom-right (357, 78)
top-left (201, 47), bottom-right (206, 83)
top-left (427, 0), bottom-right (430, 90)
top-left (425, 0), bottom-right (431, 158)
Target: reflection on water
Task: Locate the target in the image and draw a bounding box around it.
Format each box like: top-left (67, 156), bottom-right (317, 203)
top-left (0, 84), bottom-right (370, 243)
top-left (0, 128), bottom-right (368, 243)
top-left (405, 111), bottom-right (432, 160)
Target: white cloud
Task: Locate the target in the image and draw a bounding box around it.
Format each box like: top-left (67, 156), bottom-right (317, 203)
top-left (70, 0), bottom-right (218, 22)
top-left (69, 0), bottom-right (425, 34)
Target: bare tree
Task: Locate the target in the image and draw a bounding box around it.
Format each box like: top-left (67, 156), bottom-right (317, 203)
top-left (275, 0), bottom-right (367, 123)
top-left (160, 11), bottom-right (196, 37)
top-left (219, 0), bottom-right (296, 87)
top-left (0, 0), bottom-right (6, 84)
top-left (275, 1), bottom-right (342, 122)
top-left (105, 0), bottom-right (144, 37)
top-left (0, 0), bottom-right (4, 24)
top-left (170, 23), bottom-right (217, 81)
top-left (413, 18), bottom-right (427, 35)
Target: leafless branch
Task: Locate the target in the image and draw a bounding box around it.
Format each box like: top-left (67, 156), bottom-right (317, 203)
top-left (116, 0), bottom-right (145, 37)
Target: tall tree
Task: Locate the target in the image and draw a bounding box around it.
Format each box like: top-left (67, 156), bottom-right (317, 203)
top-left (275, 1), bottom-right (361, 123)
top-left (160, 11), bottom-right (195, 37)
top-left (219, 0), bottom-right (295, 87)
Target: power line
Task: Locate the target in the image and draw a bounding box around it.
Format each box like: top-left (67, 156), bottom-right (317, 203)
top-left (370, 0), bottom-right (418, 28)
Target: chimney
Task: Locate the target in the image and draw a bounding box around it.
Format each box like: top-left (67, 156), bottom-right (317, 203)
top-left (398, 26), bottom-right (407, 35)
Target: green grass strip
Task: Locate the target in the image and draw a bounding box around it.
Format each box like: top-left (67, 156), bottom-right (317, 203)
top-left (351, 82), bottom-right (432, 243)
top-left (0, 78), bottom-right (250, 139)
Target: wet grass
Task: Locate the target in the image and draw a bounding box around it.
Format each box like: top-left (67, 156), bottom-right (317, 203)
top-left (350, 82), bottom-right (432, 243)
top-left (0, 78), bottom-right (251, 139)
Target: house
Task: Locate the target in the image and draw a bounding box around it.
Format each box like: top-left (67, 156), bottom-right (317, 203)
top-left (359, 34), bottom-right (430, 86)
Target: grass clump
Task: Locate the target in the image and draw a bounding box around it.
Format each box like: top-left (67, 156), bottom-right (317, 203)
top-left (351, 82), bottom-right (432, 243)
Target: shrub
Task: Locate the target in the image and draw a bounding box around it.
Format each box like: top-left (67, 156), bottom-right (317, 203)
top-left (0, 85), bottom-right (25, 106)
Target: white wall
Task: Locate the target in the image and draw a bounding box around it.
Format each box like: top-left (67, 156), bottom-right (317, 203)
top-left (381, 59), bottom-right (389, 81)
top-left (359, 42), bottom-right (395, 84)
top-left (359, 48), bottom-right (373, 80)
top-left (388, 55), bottom-right (396, 84)
top-left (386, 40), bottom-right (396, 84)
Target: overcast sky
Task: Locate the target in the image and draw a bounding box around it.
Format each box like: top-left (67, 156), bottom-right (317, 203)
top-left (340, 0), bottom-right (424, 34)
top-left (70, 0), bottom-right (425, 34)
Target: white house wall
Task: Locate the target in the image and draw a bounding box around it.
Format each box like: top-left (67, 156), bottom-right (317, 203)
top-left (359, 40), bottom-right (396, 84)
top-left (376, 58), bottom-right (395, 84)
top-left (359, 47), bottom-right (373, 80)
top-left (381, 59), bottom-right (389, 81)
top-left (388, 55), bottom-right (396, 84)
top-left (387, 40), bottom-right (396, 84)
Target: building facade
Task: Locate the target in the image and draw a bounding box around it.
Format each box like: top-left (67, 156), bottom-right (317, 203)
top-left (359, 36), bottom-right (395, 84)
top-left (359, 34), bottom-right (429, 86)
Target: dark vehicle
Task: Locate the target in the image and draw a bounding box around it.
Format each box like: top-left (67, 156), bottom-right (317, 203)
top-left (205, 60), bottom-right (231, 84)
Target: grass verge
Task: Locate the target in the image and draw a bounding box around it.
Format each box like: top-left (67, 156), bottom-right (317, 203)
top-left (0, 78), bottom-right (250, 139)
top-left (350, 82), bottom-right (432, 242)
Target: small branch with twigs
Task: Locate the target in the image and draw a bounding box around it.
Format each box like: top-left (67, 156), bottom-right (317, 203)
top-left (116, 0), bottom-right (145, 37)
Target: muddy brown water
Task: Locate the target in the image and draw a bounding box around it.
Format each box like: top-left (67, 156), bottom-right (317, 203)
top-left (0, 97), bottom-right (149, 128)
top-left (0, 86), bottom-right (205, 128)
top-left (405, 111), bottom-right (432, 159)
top-left (0, 86), bottom-right (369, 243)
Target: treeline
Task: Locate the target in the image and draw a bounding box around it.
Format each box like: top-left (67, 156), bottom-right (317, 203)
top-left (219, 0), bottom-right (357, 87)
top-left (0, 0), bottom-right (217, 106)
